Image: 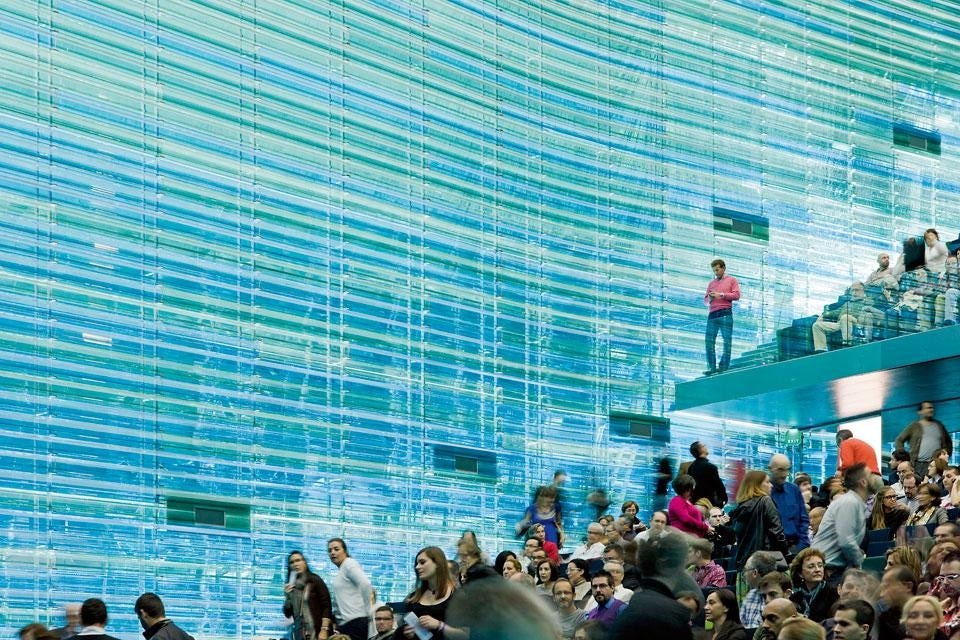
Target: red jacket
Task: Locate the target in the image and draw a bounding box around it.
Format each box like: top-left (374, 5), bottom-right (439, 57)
top-left (838, 437), bottom-right (879, 474)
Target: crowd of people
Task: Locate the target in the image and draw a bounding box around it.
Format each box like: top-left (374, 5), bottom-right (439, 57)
top-left (19, 404), bottom-right (959, 640)
top-left (809, 229), bottom-right (960, 351)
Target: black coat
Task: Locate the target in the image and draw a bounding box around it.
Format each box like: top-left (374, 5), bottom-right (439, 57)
top-left (611, 578), bottom-right (694, 640)
top-left (729, 496), bottom-right (788, 569)
top-left (688, 457), bottom-right (728, 507)
top-left (712, 621), bottom-right (748, 640)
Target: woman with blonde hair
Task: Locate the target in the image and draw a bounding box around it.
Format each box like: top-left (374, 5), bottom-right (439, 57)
top-left (885, 546), bottom-right (923, 582)
top-left (777, 616), bottom-right (825, 640)
top-left (900, 595), bottom-right (946, 640)
top-left (729, 470), bottom-right (788, 570)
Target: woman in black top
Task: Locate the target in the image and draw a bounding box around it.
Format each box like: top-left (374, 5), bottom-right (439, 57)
top-left (284, 551), bottom-right (333, 640)
top-left (396, 547), bottom-right (456, 640)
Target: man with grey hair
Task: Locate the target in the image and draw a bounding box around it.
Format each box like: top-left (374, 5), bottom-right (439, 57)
top-left (768, 453), bottom-right (809, 554)
top-left (568, 522), bottom-right (606, 560)
top-left (740, 550), bottom-right (789, 628)
top-left (610, 529), bottom-right (696, 639)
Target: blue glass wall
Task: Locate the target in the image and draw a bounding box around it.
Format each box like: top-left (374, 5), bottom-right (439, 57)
top-left (1, 0), bottom-right (957, 637)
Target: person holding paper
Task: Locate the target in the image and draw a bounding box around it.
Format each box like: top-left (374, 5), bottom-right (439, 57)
top-left (284, 551), bottom-right (334, 640)
top-left (395, 547), bottom-right (456, 640)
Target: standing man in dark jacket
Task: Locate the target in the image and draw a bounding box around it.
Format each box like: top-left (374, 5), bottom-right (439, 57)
top-left (894, 401), bottom-right (952, 471)
top-left (688, 441), bottom-right (728, 508)
top-left (135, 593), bottom-right (196, 640)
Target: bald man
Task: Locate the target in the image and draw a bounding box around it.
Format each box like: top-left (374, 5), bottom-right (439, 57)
top-left (768, 454), bottom-right (809, 552)
top-left (755, 598), bottom-right (797, 640)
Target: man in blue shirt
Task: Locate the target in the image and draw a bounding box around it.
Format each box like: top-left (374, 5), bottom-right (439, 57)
top-left (768, 454), bottom-right (810, 554)
top-left (585, 570), bottom-right (627, 628)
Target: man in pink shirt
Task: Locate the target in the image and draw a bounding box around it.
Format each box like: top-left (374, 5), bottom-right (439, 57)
top-left (704, 258), bottom-right (741, 375)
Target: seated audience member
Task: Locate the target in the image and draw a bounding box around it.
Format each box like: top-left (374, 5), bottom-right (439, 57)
top-left (668, 474), bottom-right (713, 538)
top-left (885, 268), bottom-right (933, 336)
top-left (837, 568), bottom-right (879, 604)
top-left (930, 551), bottom-right (960, 637)
top-left (887, 450), bottom-right (912, 487)
top-left (776, 616), bottom-right (825, 640)
top-left (520, 537), bottom-right (542, 572)
top-left (676, 591), bottom-right (710, 640)
top-left (878, 565), bottom-right (918, 640)
top-left (925, 458), bottom-right (949, 492)
top-left (906, 483), bottom-right (949, 526)
top-left (891, 461), bottom-right (914, 499)
top-left (941, 467), bottom-right (960, 507)
top-left (898, 595), bottom-right (945, 640)
top-left (636, 511), bottom-right (668, 541)
top-left (584, 561), bottom-right (633, 611)
top-left (494, 551), bottom-right (517, 577)
top-left (501, 557), bottom-right (524, 579)
top-left (369, 606), bottom-right (395, 640)
top-left (869, 486), bottom-right (910, 539)
top-left (584, 569), bottom-right (627, 628)
top-left (740, 551), bottom-right (788, 629)
top-left (935, 523), bottom-right (960, 544)
top-left (573, 621), bottom-right (606, 640)
top-left (866, 252), bottom-right (896, 286)
top-left (603, 518), bottom-right (629, 548)
top-left (535, 559), bottom-right (560, 597)
top-left (528, 523), bottom-right (560, 563)
top-left (704, 589), bottom-right (747, 640)
top-left (569, 523), bottom-right (607, 561)
top-left (935, 253), bottom-right (960, 327)
top-left (565, 558), bottom-right (593, 608)
top-left (831, 600), bottom-right (875, 640)
top-left (618, 541), bottom-right (642, 591)
top-left (688, 537), bottom-right (726, 588)
top-left (925, 540), bottom-right (960, 585)
top-left (812, 282), bottom-right (871, 351)
top-left (901, 475), bottom-right (920, 517)
top-left (552, 579), bottom-right (586, 640)
top-left (620, 501), bottom-right (647, 541)
top-left (757, 572), bottom-right (793, 604)
top-left (445, 578), bottom-right (561, 640)
top-left (755, 599), bottom-right (797, 640)
top-left (792, 473), bottom-right (814, 506)
top-left (885, 546), bottom-right (923, 582)
top-left (610, 530), bottom-right (696, 640)
top-left (807, 507), bottom-right (825, 540)
top-left (788, 548), bottom-right (837, 623)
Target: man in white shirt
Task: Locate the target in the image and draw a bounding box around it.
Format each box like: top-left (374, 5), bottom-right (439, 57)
top-left (568, 523), bottom-right (606, 560)
top-left (635, 511), bottom-right (667, 542)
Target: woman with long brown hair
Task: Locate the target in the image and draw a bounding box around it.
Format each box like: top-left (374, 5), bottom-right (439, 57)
top-left (396, 547), bottom-right (457, 640)
top-left (729, 470), bottom-right (788, 570)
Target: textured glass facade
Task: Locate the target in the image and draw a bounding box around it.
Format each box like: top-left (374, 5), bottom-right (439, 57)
top-left (0, 0), bottom-right (957, 637)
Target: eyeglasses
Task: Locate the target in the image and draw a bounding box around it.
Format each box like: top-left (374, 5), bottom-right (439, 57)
top-left (941, 573), bottom-right (960, 581)
top-left (883, 495), bottom-right (897, 500)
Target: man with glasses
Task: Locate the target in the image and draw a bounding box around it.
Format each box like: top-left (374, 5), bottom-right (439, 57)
top-left (899, 472), bottom-right (920, 513)
top-left (739, 551), bottom-right (787, 628)
top-left (552, 579), bottom-right (585, 640)
top-left (368, 607), bottom-right (394, 640)
top-left (569, 523), bottom-right (607, 561)
top-left (768, 454), bottom-right (809, 553)
top-left (584, 570), bottom-right (627, 627)
top-left (890, 460), bottom-right (913, 500)
top-left (584, 562), bottom-right (633, 611)
top-left (932, 552), bottom-right (960, 636)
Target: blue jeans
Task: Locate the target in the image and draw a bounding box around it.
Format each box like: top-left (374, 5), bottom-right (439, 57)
top-left (706, 309), bottom-right (733, 370)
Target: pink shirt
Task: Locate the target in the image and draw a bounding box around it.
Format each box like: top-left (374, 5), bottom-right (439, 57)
top-left (704, 275), bottom-right (741, 313)
top-left (668, 495), bottom-right (709, 537)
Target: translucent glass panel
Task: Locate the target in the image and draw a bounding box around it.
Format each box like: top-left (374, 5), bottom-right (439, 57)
top-left (1, 0), bottom-right (958, 637)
